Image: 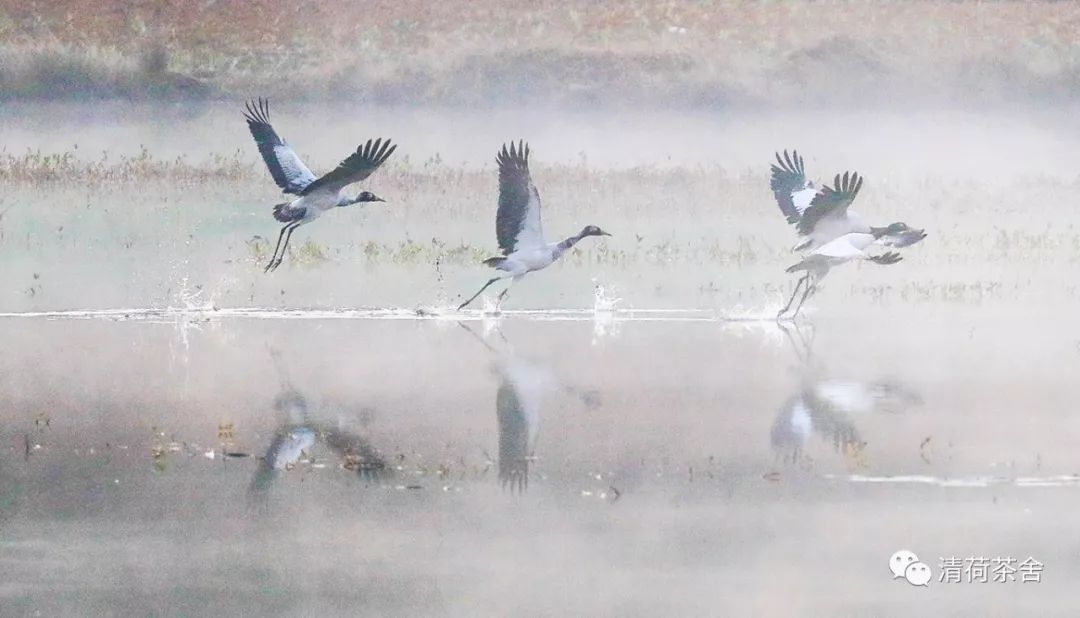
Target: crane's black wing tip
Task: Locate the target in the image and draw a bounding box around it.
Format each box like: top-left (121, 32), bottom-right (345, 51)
top-left (496, 140), bottom-right (531, 168)
top-left (243, 97), bottom-right (273, 125)
top-left (772, 149), bottom-right (805, 176)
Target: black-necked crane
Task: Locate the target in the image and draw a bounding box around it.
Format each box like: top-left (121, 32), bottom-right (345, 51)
top-left (778, 222), bottom-right (908, 320)
top-left (770, 150), bottom-right (927, 252)
top-left (457, 141), bottom-right (611, 310)
top-left (243, 98), bottom-right (397, 272)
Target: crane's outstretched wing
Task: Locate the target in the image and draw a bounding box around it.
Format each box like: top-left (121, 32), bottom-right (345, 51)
top-left (868, 251), bottom-right (903, 265)
top-left (300, 138), bottom-right (396, 195)
top-left (243, 98), bottom-right (318, 194)
top-left (770, 150), bottom-right (814, 223)
top-left (496, 140), bottom-right (544, 255)
top-left (797, 171), bottom-right (863, 236)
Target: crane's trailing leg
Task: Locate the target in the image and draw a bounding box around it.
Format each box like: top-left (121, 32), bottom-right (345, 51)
top-left (495, 276), bottom-right (522, 311)
top-left (265, 223), bottom-right (292, 273)
top-left (789, 276), bottom-right (817, 319)
top-left (459, 277), bottom-right (500, 311)
top-left (266, 221), bottom-right (302, 273)
top-left (777, 273), bottom-right (809, 320)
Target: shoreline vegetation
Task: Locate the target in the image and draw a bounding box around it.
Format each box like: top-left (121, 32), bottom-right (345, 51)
top-left (0, 1), bottom-right (1078, 107)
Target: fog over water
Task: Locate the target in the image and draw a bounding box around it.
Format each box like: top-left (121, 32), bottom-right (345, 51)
top-left (2, 87), bottom-right (1080, 615)
top-left (2, 312), bottom-right (1078, 615)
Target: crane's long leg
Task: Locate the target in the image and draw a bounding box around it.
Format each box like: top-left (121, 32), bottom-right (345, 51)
top-left (274, 222), bottom-right (302, 271)
top-left (265, 221), bottom-right (300, 273)
top-left (777, 273), bottom-right (809, 320)
top-left (495, 275), bottom-right (523, 310)
top-left (267, 221), bottom-right (301, 273)
top-left (789, 276), bottom-right (817, 319)
top-left (265, 223), bottom-right (292, 273)
top-left (459, 277), bottom-right (500, 310)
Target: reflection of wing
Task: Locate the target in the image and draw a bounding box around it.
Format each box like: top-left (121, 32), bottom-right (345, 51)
top-left (247, 424), bottom-right (317, 498)
top-left (804, 390), bottom-right (861, 454)
top-left (274, 390), bottom-right (309, 425)
top-left (320, 425), bottom-right (387, 481)
top-left (248, 383), bottom-right (315, 505)
top-left (496, 378), bottom-right (531, 492)
top-left (770, 387), bottom-right (861, 462)
top-left (814, 380), bottom-right (922, 415)
top-left (812, 381), bottom-right (876, 415)
top-left (770, 396), bottom-right (813, 464)
top-left (495, 357), bottom-right (548, 492)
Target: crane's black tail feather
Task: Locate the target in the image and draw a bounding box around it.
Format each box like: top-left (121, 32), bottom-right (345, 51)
top-left (272, 203), bottom-right (306, 223)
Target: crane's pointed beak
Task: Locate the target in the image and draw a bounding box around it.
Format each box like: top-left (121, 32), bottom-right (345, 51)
top-left (601, 231), bottom-right (612, 237)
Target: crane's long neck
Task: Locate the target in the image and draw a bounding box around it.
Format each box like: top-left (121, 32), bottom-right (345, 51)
top-left (553, 231), bottom-right (588, 257)
top-left (335, 194), bottom-right (357, 208)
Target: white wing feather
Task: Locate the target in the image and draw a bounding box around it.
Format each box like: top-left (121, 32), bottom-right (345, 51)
top-left (516, 185), bottom-right (546, 251)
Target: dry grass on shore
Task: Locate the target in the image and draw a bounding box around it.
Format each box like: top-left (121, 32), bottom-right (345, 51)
top-left (1, 1), bottom-right (1079, 107)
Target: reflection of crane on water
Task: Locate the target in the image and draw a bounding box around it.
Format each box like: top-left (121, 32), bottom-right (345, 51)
top-left (243, 98), bottom-right (397, 272)
top-left (459, 323), bottom-right (600, 492)
top-left (248, 348), bottom-right (386, 502)
top-left (458, 141), bottom-right (611, 310)
top-left (770, 323), bottom-right (922, 465)
top-left (769, 150), bottom-right (927, 319)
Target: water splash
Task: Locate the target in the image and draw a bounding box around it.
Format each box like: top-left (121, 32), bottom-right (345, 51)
top-left (479, 294), bottom-right (502, 315)
top-left (591, 280), bottom-right (623, 344)
top-left (592, 280), bottom-right (623, 314)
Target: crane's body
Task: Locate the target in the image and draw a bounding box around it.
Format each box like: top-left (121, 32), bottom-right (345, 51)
top-left (770, 150), bottom-right (926, 319)
top-left (458, 141), bottom-right (610, 310)
top-left (243, 98), bottom-right (396, 272)
top-left (778, 228), bottom-right (906, 319)
top-left (787, 232), bottom-right (879, 276)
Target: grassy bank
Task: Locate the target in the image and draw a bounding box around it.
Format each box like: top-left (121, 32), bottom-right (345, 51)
top-left (1, 1), bottom-right (1078, 107)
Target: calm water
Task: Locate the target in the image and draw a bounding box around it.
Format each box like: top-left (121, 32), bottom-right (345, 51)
top-left (1, 310), bottom-right (1077, 616)
top-left (3, 102), bottom-right (1079, 615)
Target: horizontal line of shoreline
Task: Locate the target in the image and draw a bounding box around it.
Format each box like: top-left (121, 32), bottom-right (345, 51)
top-left (0, 306), bottom-right (781, 323)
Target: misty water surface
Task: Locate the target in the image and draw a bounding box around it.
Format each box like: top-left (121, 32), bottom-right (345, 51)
top-left (2, 102), bottom-right (1079, 616)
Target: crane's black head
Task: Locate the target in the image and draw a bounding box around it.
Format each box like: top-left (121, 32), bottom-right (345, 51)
top-left (580, 225), bottom-right (611, 238)
top-left (351, 191), bottom-right (385, 204)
